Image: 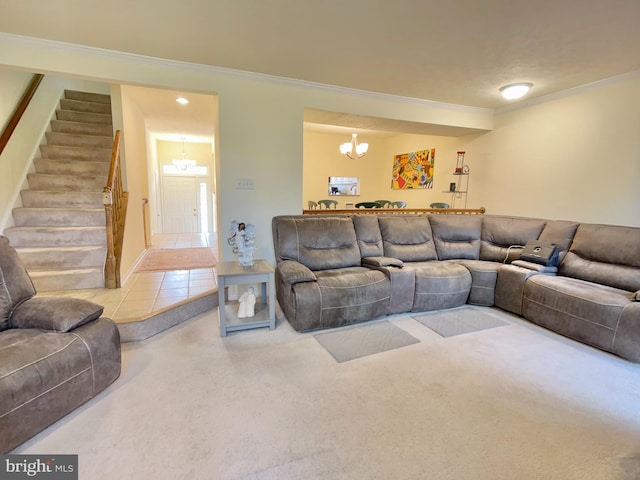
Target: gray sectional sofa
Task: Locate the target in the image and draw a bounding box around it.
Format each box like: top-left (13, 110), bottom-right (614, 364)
top-left (0, 236), bottom-right (121, 453)
top-left (272, 214), bottom-right (640, 363)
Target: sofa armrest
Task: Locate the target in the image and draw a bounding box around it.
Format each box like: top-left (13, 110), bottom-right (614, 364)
top-left (362, 256), bottom-right (404, 268)
top-left (276, 260), bottom-right (317, 285)
top-left (511, 259), bottom-right (558, 274)
top-left (10, 297), bottom-right (104, 332)
top-left (363, 260), bottom-right (414, 314)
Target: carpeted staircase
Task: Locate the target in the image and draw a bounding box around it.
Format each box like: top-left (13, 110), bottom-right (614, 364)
top-left (4, 90), bottom-right (113, 291)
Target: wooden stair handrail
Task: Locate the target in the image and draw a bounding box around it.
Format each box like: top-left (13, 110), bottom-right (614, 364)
top-left (0, 73), bottom-right (44, 156)
top-left (103, 130), bottom-right (129, 289)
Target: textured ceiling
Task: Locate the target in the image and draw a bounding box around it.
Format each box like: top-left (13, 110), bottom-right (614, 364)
top-left (2, 1), bottom-right (639, 139)
top-left (1, 0), bottom-right (639, 110)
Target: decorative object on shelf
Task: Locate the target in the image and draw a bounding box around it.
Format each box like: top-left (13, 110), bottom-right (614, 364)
top-left (391, 148), bottom-right (434, 189)
top-left (430, 202), bottom-right (450, 209)
top-left (454, 151), bottom-right (465, 173)
top-left (449, 182), bottom-right (456, 192)
top-left (227, 220), bottom-right (256, 267)
top-left (340, 133), bottom-right (368, 159)
top-left (238, 287), bottom-right (257, 318)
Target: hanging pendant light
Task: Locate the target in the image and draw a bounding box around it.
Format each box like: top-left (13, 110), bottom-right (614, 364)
top-left (340, 133), bottom-right (368, 159)
top-left (172, 138), bottom-right (196, 170)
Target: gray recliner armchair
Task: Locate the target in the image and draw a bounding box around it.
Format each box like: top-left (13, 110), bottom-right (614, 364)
top-left (0, 236), bottom-right (121, 453)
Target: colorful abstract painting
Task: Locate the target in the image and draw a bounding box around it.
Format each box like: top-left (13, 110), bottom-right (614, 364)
top-left (391, 148), bottom-right (435, 189)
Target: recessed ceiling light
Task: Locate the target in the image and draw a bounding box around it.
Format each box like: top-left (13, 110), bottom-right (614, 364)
top-left (176, 97), bottom-right (189, 105)
top-left (499, 83), bottom-right (533, 100)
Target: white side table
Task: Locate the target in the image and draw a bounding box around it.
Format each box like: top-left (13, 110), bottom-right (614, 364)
top-left (216, 259), bottom-right (276, 336)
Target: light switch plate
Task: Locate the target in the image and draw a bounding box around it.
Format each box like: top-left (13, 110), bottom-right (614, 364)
top-left (236, 178), bottom-right (255, 190)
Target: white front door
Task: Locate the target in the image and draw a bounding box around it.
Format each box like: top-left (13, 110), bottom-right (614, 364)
top-left (162, 176), bottom-right (199, 233)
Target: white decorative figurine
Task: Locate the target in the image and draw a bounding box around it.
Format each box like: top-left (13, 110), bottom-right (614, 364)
top-left (237, 287), bottom-right (256, 318)
top-left (227, 220), bottom-right (256, 267)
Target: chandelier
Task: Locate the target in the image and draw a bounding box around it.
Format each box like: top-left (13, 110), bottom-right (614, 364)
top-left (172, 138), bottom-right (196, 171)
top-left (339, 133), bottom-right (368, 159)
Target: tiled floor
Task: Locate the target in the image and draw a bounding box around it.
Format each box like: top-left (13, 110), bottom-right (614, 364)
top-left (39, 233), bottom-right (218, 326)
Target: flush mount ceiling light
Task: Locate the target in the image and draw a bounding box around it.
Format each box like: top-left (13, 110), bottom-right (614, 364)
top-left (339, 133), bottom-right (369, 159)
top-left (499, 83), bottom-right (533, 100)
top-left (176, 96), bottom-right (189, 105)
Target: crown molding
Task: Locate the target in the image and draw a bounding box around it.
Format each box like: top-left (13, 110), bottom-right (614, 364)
top-left (0, 32), bottom-right (492, 115)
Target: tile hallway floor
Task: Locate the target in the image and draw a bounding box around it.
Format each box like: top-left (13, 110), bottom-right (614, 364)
top-left (38, 233), bottom-right (218, 326)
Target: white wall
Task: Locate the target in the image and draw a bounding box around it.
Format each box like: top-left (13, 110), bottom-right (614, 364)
top-left (457, 76), bottom-right (640, 227)
top-left (0, 68), bottom-right (32, 132)
top-left (119, 87), bottom-right (149, 278)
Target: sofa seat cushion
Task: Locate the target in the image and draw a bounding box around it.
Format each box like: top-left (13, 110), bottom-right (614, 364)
top-left (454, 260), bottom-right (501, 306)
top-left (287, 267), bottom-right (390, 331)
top-left (522, 275), bottom-right (632, 353)
top-left (0, 329), bottom-right (95, 448)
top-left (407, 261), bottom-right (471, 312)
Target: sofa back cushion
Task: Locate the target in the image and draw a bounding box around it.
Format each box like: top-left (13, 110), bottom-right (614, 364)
top-left (538, 220), bottom-right (579, 262)
top-left (428, 214), bottom-right (482, 260)
top-left (0, 236), bottom-right (36, 331)
top-left (352, 215), bottom-right (384, 257)
top-left (272, 216), bottom-right (361, 270)
top-left (480, 216), bottom-right (546, 263)
top-left (559, 223), bottom-right (640, 291)
top-left (379, 216), bottom-right (437, 261)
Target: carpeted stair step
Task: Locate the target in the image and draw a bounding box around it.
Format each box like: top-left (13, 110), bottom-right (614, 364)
top-left (29, 268), bottom-right (105, 291)
top-left (45, 131), bottom-right (113, 149)
top-left (27, 173), bottom-right (105, 191)
top-left (12, 207), bottom-right (105, 227)
top-left (50, 119), bottom-right (113, 137)
top-left (21, 191), bottom-right (103, 208)
top-left (59, 98), bottom-right (111, 115)
top-left (15, 245), bottom-right (106, 270)
top-left (4, 226), bottom-right (107, 247)
top-left (34, 158), bottom-right (110, 176)
top-left (64, 90), bottom-right (111, 105)
top-left (9, 89), bottom-right (115, 292)
top-left (56, 109), bottom-right (112, 125)
top-left (39, 144), bottom-right (111, 162)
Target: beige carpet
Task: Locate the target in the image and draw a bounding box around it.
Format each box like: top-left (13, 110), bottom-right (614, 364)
top-left (135, 247), bottom-right (216, 272)
top-left (314, 320), bottom-right (420, 362)
top-left (12, 309), bottom-right (640, 479)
